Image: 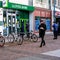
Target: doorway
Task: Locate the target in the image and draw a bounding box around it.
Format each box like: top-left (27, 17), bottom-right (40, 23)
top-left (8, 13), bottom-right (16, 34)
top-left (20, 20), bottom-right (29, 32)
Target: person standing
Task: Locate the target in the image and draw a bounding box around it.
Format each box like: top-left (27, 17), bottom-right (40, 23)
top-left (38, 20), bottom-right (46, 47)
top-left (53, 22), bottom-right (58, 39)
top-left (20, 20), bottom-right (24, 39)
top-left (26, 22), bottom-right (29, 38)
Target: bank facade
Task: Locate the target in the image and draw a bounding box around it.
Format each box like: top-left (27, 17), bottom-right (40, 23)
top-left (0, 0), bottom-right (34, 36)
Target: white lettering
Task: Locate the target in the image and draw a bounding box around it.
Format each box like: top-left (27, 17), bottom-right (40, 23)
top-left (12, 5), bottom-right (27, 9)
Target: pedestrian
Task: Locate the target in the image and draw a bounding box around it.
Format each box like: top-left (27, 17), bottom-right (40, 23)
top-left (38, 20), bottom-right (46, 47)
top-left (26, 22), bottom-right (29, 38)
top-left (20, 20), bottom-right (24, 39)
top-left (52, 21), bottom-right (58, 39)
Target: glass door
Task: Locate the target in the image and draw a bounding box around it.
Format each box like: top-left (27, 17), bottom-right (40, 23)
top-left (8, 13), bottom-right (16, 34)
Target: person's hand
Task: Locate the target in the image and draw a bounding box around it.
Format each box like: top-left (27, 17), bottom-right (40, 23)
top-left (40, 27), bottom-right (44, 30)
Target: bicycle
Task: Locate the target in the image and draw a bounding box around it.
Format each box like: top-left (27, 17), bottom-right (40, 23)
top-left (7, 33), bottom-right (14, 43)
top-left (0, 32), bottom-right (5, 47)
top-left (7, 32), bottom-right (23, 45)
top-left (13, 32), bottom-right (23, 45)
top-left (24, 31), bottom-right (38, 42)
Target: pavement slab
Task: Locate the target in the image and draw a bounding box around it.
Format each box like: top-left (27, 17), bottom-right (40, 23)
top-left (17, 56), bottom-right (50, 60)
top-left (42, 49), bottom-right (60, 57)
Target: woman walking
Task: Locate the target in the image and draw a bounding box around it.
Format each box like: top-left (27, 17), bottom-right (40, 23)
top-left (38, 20), bottom-right (46, 47)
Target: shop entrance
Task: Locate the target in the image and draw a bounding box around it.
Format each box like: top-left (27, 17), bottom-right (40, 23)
top-left (8, 13), bottom-right (16, 34)
top-left (20, 20), bottom-right (29, 32)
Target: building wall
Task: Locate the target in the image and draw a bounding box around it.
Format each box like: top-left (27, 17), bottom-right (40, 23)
top-left (52, 0), bottom-right (60, 7)
top-left (29, 12), bottom-right (34, 32)
top-left (33, 0), bottom-right (49, 9)
top-left (9, 0), bottom-right (29, 5)
top-left (58, 0), bottom-right (60, 6)
top-left (51, 0), bottom-right (60, 26)
top-left (34, 8), bottom-right (51, 18)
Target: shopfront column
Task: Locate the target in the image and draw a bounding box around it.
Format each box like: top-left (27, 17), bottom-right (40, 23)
top-left (29, 12), bottom-right (34, 32)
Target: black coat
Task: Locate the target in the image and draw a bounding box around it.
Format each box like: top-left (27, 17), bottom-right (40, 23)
top-left (38, 23), bottom-right (46, 37)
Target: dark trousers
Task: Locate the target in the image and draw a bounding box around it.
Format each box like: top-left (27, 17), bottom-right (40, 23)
top-left (40, 35), bottom-right (45, 47)
top-left (26, 30), bottom-right (29, 38)
top-left (53, 31), bottom-right (58, 39)
top-left (39, 31), bottom-right (41, 38)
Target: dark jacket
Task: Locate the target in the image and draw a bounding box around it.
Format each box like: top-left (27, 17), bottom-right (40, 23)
top-left (20, 26), bottom-right (24, 35)
top-left (53, 23), bottom-right (58, 31)
top-left (26, 23), bottom-right (29, 32)
top-left (38, 23), bottom-right (46, 37)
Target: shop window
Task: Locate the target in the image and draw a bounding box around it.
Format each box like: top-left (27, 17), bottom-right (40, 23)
top-left (35, 16), bottom-right (40, 31)
top-left (29, 0), bottom-right (33, 6)
top-left (8, 10), bottom-right (15, 14)
top-left (3, 11), bottom-right (7, 27)
top-left (0, 21), bottom-right (3, 26)
top-left (3, 10), bottom-right (7, 36)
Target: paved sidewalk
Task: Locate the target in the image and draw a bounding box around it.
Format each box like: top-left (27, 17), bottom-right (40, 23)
top-left (17, 56), bottom-right (49, 60)
top-left (0, 33), bottom-right (60, 60)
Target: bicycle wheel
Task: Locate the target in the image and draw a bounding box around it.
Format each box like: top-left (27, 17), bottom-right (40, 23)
top-left (0, 36), bottom-right (5, 47)
top-left (17, 36), bottom-right (23, 45)
top-left (8, 34), bottom-right (14, 43)
top-left (23, 33), bottom-right (32, 41)
top-left (23, 34), bottom-right (28, 41)
top-left (31, 34), bottom-right (38, 42)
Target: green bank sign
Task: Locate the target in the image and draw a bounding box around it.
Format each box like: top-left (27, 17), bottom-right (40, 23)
top-left (8, 3), bottom-right (34, 11)
top-left (2, 1), bottom-right (35, 11)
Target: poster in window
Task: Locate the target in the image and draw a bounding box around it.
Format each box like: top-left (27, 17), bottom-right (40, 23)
top-left (45, 19), bottom-right (50, 30)
top-left (35, 20), bottom-right (40, 31)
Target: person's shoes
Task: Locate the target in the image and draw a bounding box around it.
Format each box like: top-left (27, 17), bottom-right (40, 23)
top-left (53, 38), bottom-right (57, 40)
top-left (43, 44), bottom-right (45, 46)
top-left (40, 45), bottom-right (42, 47)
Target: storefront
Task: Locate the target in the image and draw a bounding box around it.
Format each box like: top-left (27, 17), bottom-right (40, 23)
top-left (0, 1), bottom-right (34, 36)
top-left (33, 7), bottom-right (51, 32)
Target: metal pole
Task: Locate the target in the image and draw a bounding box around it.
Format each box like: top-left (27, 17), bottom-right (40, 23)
top-left (54, 0), bottom-right (56, 22)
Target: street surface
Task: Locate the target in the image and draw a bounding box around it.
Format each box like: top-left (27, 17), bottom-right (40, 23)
top-left (0, 33), bottom-right (60, 60)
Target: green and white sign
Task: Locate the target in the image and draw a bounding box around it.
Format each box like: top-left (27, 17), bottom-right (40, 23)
top-left (2, 1), bottom-right (34, 11)
top-left (3, 0), bottom-right (8, 7)
top-left (8, 2), bottom-right (34, 11)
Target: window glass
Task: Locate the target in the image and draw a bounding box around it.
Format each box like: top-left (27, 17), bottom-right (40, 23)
top-left (35, 16), bottom-right (40, 31)
top-left (3, 10), bottom-right (7, 36)
top-left (58, 0), bottom-right (60, 6)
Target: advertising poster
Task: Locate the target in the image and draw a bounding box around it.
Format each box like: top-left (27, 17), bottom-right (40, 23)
top-left (45, 19), bottom-right (50, 30)
top-left (35, 20), bottom-right (40, 31)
